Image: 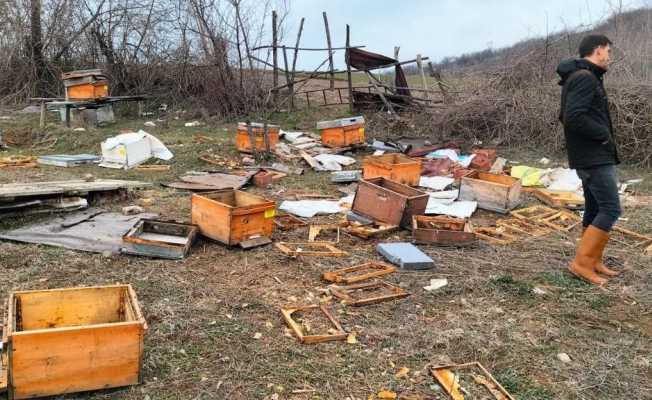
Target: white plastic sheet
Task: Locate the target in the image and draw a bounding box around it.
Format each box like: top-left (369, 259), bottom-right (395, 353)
top-left (100, 130), bottom-right (173, 169)
top-left (279, 200), bottom-right (343, 218)
top-left (425, 200), bottom-right (477, 218)
top-left (419, 176), bottom-right (454, 191)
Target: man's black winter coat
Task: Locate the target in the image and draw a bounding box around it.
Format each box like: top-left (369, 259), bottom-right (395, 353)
top-left (557, 58), bottom-right (620, 169)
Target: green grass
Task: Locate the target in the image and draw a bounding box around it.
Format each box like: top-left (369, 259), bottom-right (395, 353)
top-left (491, 274), bottom-right (534, 297)
top-left (494, 368), bottom-right (555, 400)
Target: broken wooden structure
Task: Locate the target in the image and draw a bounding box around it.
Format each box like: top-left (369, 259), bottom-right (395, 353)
top-left (2, 285), bottom-right (147, 399)
top-left (248, 13), bottom-right (446, 116)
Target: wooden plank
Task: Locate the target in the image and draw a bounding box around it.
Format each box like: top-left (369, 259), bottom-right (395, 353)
top-left (275, 242), bottom-right (348, 257)
top-left (329, 281), bottom-right (409, 306)
top-left (346, 24), bottom-right (353, 112)
top-left (0, 179), bottom-right (150, 201)
top-left (299, 150), bottom-right (323, 171)
top-left (10, 322), bottom-right (143, 399)
top-left (322, 262), bottom-right (396, 284)
top-left (322, 12), bottom-right (335, 89)
top-left (272, 10), bottom-right (278, 104)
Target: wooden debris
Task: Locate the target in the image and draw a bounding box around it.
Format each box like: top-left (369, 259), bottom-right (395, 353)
top-left (474, 227), bottom-right (520, 245)
top-left (510, 205), bottom-right (558, 221)
top-left (329, 281), bottom-right (409, 306)
top-left (299, 150), bottom-right (324, 171)
top-left (134, 164), bottom-right (170, 172)
top-left (612, 226), bottom-right (652, 248)
top-left (275, 242), bottom-right (348, 257)
top-left (533, 188), bottom-right (584, 209)
top-left (308, 224), bottom-right (341, 243)
top-left (343, 221), bottom-right (399, 239)
top-left (0, 179), bottom-right (150, 201)
top-left (322, 262), bottom-right (396, 284)
top-left (281, 304), bottom-right (347, 344)
top-left (431, 362), bottom-right (515, 400)
top-left (496, 218), bottom-right (551, 237)
top-left (538, 210), bottom-right (582, 232)
top-left (274, 214), bottom-right (308, 231)
top-left (0, 155), bottom-right (37, 168)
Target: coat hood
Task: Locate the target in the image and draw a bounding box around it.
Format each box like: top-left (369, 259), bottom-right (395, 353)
top-left (556, 58), bottom-right (606, 85)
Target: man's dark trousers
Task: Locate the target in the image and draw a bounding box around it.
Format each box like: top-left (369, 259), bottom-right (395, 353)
top-left (577, 164), bottom-right (621, 231)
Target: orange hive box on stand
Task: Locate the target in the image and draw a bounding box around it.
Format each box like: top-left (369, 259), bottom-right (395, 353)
top-left (61, 69), bottom-right (109, 100)
top-left (362, 153), bottom-right (422, 186)
top-left (3, 284), bottom-right (147, 399)
top-left (317, 116), bottom-right (365, 148)
top-left (235, 122), bottom-right (280, 153)
top-left (191, 190), bottom-right (276, 246)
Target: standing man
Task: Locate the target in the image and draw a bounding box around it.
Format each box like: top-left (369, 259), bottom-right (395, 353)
top-left (557, 34), bottom-right (621, 285)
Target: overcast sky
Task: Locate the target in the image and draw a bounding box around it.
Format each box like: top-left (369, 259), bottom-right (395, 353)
top-left (280, 0), bottom-right (647, 70)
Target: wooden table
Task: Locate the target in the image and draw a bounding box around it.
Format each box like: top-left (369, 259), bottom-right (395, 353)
top-left (31, 95), bottom-right (148, 128)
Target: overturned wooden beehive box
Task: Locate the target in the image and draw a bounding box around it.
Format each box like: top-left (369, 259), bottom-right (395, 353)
top-left (2, 284), bottom-right (147, 399)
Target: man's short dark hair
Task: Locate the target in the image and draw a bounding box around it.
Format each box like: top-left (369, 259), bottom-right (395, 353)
top-left (579, 34), bottom-right (612, 57)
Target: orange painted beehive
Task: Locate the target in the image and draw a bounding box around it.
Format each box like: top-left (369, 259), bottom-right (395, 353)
top-left (317, 116), bottom-right (365, 148)
top-left (362, 153), bottom-right (422, 186)
top-left (4, 284), bottom-right (147, 399)
top-left (235, 122), bottom-right (280, 153)
top-left (61, 69), bottom-right (109, 100)
top-left (191, 190), bottom-right (276, 245)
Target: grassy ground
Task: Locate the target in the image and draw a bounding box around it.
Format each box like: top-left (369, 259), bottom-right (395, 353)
top-left (0, 105), bottom-right (651, 400)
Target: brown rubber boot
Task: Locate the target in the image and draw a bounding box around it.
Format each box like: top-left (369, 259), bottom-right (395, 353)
top-left (582, 227), bottom-right (620, 277)
top-left (569, 225), bottom-right (608, 285)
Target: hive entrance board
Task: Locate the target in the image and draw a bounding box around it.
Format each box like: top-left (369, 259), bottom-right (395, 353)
top-left (281, 305), bottom-right (347, 344)
top-left (275, 242), bottom-right (348, 257)
top-left (329, 281), bottom-right (409, 306)
top-left (431, 362), bottom-right (515, 400)
top-left (274, 214), bottom-right (308, 231)
top-left (474, 227), bottom-right (520, 245)
top-left (539, 210), bottom-right (582, 232)
top-left (496, 218), bottom-right (551, 237)
top-left (322, 262), bottom-right (397, 284)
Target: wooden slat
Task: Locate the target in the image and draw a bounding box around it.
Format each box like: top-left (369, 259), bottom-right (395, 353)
top-left (0, 179), bottom-right (150, 201)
